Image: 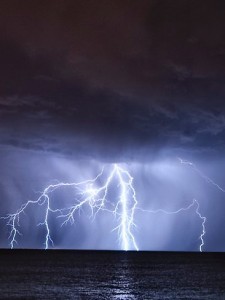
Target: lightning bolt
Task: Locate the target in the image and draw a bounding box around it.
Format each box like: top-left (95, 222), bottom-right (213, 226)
top-left (178, 157), bottom-right (225, 251)
top-left (137, 198), bottom-right (206, 252)
top-left (178, 157), bottom-right (225, 192)
top-left (2, 162), bottom-right (207, 252)
top-left (194, 199), bottom-right (206, 252)
top-left (2, 164), bottom-right (139, 251)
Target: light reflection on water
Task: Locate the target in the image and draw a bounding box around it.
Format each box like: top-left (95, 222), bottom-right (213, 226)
top-left (0, 250), bottom-right (225, 299)
top-left (109, 258), bottom-right (136, 299)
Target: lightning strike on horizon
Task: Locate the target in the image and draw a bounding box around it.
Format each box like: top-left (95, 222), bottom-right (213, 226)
top-left (137, 198), bottom-right (206, 252)
top-left (194, 199), bottom-right (206, 252)
top-left (2, 164), bottom-right (139, 251)
top-left (2, 163), bottom-right (206, 251)
top-left (178, 157), bottom-right (225, 251)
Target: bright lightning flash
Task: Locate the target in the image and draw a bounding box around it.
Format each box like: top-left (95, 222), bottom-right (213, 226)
top-left (2, 164), bottom-right (138, 251)
top-left (2, 162), bottom-right (207, 251)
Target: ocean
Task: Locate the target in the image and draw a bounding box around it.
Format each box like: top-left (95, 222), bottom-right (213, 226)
top-left (0, 250), bottom-right (224, 299)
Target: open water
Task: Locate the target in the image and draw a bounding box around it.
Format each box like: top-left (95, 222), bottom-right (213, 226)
top-left (0, 250), bottom-right (225, 299)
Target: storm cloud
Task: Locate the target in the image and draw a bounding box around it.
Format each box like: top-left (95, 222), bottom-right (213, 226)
top-left (0, 0), bottom-right (224, 159)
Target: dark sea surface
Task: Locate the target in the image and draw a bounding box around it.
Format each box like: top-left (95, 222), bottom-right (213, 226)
top-left (0, 250), bottom-right (225, 299)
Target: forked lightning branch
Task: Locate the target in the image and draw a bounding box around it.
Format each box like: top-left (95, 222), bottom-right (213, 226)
top-left (2, 160), bottom-right (212, 251)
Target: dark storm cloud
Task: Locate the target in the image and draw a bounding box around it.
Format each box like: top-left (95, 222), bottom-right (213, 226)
top-left (0, 0), bottom-right (225, 159)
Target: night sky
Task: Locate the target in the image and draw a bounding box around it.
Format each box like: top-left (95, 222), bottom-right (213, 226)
top-left (0, 0), bottom-right (225, 251)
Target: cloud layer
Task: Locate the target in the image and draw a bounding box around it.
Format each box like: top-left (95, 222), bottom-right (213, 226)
top-left (0, 1), bottom-right (224, 159)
